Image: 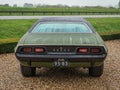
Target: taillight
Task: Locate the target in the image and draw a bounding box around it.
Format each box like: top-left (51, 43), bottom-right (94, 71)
top-left (77, 48), bottom-right (88, 53)
top-left (23, 48), bottom-right (32, 53)
top-left (34, 48), bottom-right (45, 53)
top-left (91, 48), bottom-right (101, 53)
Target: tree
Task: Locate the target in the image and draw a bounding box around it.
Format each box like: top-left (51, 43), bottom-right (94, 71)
top-left (4, 4), bottom-right (9, 6)
top-left (13, 4), bottom-right (17, 7)
top-left (23, 3), bottom-right (33, 8)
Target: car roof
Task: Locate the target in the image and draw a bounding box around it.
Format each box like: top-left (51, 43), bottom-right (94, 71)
top-left (38, 16), bottom-right (88, 23)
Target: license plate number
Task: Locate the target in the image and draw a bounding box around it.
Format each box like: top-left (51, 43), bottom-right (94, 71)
top-left (54, 59), bottom-right (68, 66)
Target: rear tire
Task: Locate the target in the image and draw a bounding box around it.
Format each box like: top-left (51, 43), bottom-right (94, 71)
top-left (89, 63), bottom-right (104, 77)
top-left (20, 64), bottom-right (36, 77)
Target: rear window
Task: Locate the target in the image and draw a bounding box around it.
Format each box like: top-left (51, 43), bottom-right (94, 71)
top-left (32, 22), bottom-right (92, 33)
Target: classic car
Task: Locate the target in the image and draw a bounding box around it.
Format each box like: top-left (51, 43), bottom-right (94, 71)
top-left (15, 17), bottom-right (108, 77)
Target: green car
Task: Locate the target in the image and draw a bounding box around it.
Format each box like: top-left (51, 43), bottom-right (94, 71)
top-left (15, 17), bottom-right (108, 77)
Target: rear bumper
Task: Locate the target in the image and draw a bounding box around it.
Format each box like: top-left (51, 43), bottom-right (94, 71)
top-left (16, 53), bottom-right (106, 62)
top-left (15, 53), bottom-right (107, 67)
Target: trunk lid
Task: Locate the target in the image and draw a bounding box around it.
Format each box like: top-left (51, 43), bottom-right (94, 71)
top-left (23, 33), bottom-right (99, 45)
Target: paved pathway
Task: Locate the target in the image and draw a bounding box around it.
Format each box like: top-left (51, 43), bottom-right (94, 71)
top-left (0, 15), bottom-right (120, 19)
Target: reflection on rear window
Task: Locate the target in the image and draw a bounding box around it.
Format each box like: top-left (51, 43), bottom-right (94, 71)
top-left (32, 22), bottom-right (92, 33)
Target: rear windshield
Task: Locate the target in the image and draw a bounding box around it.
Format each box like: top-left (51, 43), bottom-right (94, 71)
top-left (32, 22), bottom-right (92, 33)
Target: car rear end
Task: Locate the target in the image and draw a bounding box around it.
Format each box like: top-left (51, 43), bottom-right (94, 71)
top-left (15, 45), bottom-right (107, 67)
top-left (15, 17), bottom-right (108, 77)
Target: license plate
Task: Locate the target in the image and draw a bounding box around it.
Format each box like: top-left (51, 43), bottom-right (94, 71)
top-left (54, 59), bottom-right (68, 66)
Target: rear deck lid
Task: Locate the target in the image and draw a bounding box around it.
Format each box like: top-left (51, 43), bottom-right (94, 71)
top-left (23, 33), bottom-right (99, 45)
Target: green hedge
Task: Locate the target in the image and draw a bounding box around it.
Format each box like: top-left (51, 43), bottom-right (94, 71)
top-left (0, 34), bottom-right (120, 54)
top-left (0, 42), bottom-right (17, 54)
top-left (102, 34), bottom-right (120, 41)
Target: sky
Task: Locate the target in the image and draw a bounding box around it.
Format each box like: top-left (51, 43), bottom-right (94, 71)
top-left (0, 0), bottom-right (119, 7)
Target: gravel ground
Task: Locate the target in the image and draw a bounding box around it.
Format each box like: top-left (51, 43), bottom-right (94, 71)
top-left (0, 39), bottom-right (120, 90)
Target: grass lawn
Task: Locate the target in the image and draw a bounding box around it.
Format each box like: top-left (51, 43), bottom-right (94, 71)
top-left (87, 18), bottom-right (120, 33)
top-left (0, 18), bottom-right (120, 44)
top-left (0, 19), bottom-right (36, 39)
